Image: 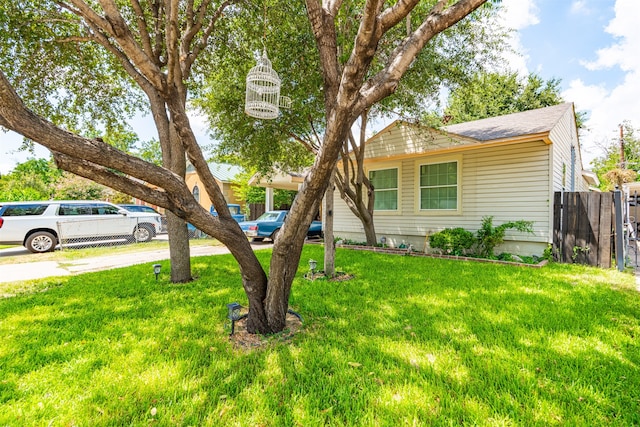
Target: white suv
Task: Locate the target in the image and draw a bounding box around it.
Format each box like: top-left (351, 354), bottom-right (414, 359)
top-left (0, 201), bottom-right (162, 253)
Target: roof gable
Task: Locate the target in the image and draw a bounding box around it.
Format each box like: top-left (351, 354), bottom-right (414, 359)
top-left (444, 103), bottom-right (573, 141)
top-left (362, 103), bottom-right (576, 160)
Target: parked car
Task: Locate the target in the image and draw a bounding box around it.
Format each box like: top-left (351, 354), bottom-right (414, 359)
top-left (239, 210), bottom-right (322, 242)
top-left (118, 204), bottom-right (160, 214)
top-left (186, 204), bottom-right (247, 238)
top-left (210, 203), bottom-right (246, 223)
top-left (0, 201), bottom-right (163, 253)
top-left (119, 204), bottom-right (167, 233)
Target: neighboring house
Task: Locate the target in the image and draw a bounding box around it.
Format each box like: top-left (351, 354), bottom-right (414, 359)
top-left (333, 102), bottom-right (599, 256)
top-left (185, 162), bottom-right (245, 211)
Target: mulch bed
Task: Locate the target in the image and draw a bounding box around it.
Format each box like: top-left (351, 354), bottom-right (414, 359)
top-left (229, 312), bottom-right (303, 350)
top-left (337, 244), bottom-right (548, 268)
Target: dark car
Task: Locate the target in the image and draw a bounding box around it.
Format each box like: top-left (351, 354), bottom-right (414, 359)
top-left (239, 210), bottom-right (322, 242)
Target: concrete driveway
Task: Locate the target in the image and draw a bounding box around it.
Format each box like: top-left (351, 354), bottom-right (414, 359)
top-left (0, 241), bottom-right (273, 284)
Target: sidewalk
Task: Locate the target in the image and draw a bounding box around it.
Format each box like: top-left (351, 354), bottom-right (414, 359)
top-left (0, 243), bottom-right (271, 283)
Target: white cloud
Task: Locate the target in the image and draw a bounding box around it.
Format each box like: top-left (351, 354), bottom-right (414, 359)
top-left (570, 0), bottom-right (591, 15)
top-left (495, 0), bottom-right (540, 76)
top-left (583, 0), bottom-right (640, 71)
top-left (498, 0), bottom-right (540, 30)
top-left (572, 0), bottom-right (640, 167)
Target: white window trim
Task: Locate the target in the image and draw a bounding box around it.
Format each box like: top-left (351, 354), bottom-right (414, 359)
top-left (367, 164), bottom-right (401, 214)
top-left (415, 155), bottom-right (462, 215)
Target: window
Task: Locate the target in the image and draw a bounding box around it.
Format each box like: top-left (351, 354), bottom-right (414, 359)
top-left (193, 185), bottom-right (200, 202)
top-left (369, 168), bottom-right (398, 211)
top-left (1, 204), bottom-right (48, 216)
top-left (419, 161), bottom-right (458, 210)
top-left (59, 204), bottom-right (92, 216)
top-left (90, 204), bottom-right (121, 215)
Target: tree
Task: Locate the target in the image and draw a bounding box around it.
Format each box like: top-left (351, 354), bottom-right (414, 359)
top-left (441, 71), bottom-right (565, 124)
top-left (591, 121), bottom-right (640, 190)
top-left (1, 0), bottom-right (492, 334)
top-left (0, 158), bottom-right (60, 201)
top-left (0, 0), bottom-right (194, 282)
top-left (199, 1), bottom-right (506, 251)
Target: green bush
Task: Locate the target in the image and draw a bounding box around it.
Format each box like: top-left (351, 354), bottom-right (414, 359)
top-left (476, 216), bottom-right (534, 258)
top-left (429, 227), bottom-right (475, 255)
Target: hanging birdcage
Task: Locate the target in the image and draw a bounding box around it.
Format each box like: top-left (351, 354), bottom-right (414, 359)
top-left (245, 50), bottom-right (291, 119)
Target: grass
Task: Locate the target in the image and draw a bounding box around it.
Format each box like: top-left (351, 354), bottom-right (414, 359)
top-left (0, 237), bottom-right (220, 266)
top-left (0, 245), bottom-right (639, 426)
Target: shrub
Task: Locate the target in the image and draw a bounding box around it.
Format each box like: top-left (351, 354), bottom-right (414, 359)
top-left (476, 216), bottom-right (534, 258)
top-left (429, 228), bottom-right (475, 256)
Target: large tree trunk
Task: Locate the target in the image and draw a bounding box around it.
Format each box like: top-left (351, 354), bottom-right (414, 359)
top-left (323, 176), bottom-right (335, 277)
top-left (164, 126), bottom-right (191, 283)
top-left (148, 91), bottom-right (192, 283)
top-left (165, 211), bottom-right (192, 282)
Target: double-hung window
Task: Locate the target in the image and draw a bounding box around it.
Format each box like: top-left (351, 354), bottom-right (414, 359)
top-left (369, 168), bottom-right (398, 211)
top-left (419, 161), bottom-right (458, 210)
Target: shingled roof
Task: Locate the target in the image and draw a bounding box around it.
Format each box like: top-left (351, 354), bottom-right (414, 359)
top-left (444, 102), bottom-right (573, 141)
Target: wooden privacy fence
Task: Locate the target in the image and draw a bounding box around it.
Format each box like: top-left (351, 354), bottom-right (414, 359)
top-left (553, 191), bottom-right (615, 268)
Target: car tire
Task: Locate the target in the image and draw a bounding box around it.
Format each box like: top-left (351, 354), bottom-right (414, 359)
top-left (270, 228), bottom-right (280, 242)
top-left (132, 225), bottom-right (153, 242)
top-left (26, 231), bottom-right (57, 253)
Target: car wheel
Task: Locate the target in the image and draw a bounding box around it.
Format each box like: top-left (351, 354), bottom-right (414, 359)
top-left (132, 225), bottom-right (153, 242)
top-left (270, 228), bottom-right (280, 242)
top-left (26, 231), bottom-right (57, 253)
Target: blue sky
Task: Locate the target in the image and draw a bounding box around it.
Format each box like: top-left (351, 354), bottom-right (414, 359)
top-left (1, 0), bottom-right (638, 173)
top-left (498, 0), bottom-right (640, 164)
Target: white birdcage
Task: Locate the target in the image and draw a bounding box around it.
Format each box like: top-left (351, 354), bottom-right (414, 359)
top-left (245, 50), bottom-right (291, 119)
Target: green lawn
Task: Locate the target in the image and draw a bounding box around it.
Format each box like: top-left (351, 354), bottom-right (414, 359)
top-left (0, 246), bottom-right (638, 426)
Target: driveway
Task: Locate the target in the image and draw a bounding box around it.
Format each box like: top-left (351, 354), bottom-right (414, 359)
top-left (0, 241), bottom-right (273, 284)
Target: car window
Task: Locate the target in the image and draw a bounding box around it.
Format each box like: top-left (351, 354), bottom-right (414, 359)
top-left (91, 204), bottom-right (121, 215)
top-left (229, 206), bottom-right (240, 215)
top-left (257, 212), bottom-right (282, 221)
top-left (59, 204), bottom-right (92, 216)
top-left (0, 204), bottom-right (48, 216)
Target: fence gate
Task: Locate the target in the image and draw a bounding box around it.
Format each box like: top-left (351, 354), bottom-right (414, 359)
top-left (553, 191), bottom-right (614, 268)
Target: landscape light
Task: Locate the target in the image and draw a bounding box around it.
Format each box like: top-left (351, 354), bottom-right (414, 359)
top-left (308, 259), bottom-right (317, 275)
top-left (226, 302), bottom-right (246, 336)
top-left (152, 264), bottom-right (162, 281)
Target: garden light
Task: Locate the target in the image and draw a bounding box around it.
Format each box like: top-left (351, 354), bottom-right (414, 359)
top-left (226, 302), bottom-right (247, 335)
top-left (152, 264), bottom-right (162, 281)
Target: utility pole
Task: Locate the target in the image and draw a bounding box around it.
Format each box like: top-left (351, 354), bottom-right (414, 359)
top-left (620, 124), bottom-right (625, 169)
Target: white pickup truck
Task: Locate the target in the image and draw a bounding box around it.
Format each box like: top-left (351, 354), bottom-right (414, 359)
top-left (0, 200), bottom-right (163, 253)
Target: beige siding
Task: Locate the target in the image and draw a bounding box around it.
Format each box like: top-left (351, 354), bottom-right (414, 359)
top-left (364, 124), bottom-right (475, 160)
top-left (549, 106), bottom-right (592, 192)
top-left (334, 141), bottom-right (552, 255)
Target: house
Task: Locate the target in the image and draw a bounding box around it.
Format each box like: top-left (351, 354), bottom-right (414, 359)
top-left (185, 162), bottom-right (245, 211)
top-left (332, 102), bottom-right (599, 256)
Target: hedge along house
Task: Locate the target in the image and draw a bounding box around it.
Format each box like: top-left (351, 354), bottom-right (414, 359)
top-left (185, 162), bottom-right (245, 212)
top-left (332, 102), bottom-right (600, 256)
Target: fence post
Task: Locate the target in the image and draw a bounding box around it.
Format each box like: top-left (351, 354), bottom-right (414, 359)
top-left (614, 189), bottom-right (625, 271)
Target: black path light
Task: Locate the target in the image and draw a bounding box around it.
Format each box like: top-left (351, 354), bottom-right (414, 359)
top-left (226, 302), bottom-right (248, 336)
top-left (152, 264), bottom-right (162, 281)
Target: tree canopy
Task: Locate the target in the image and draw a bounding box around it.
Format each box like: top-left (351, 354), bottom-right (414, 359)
top-left (591, 121), bottom-right (640, 190)
top-left (439, 71), bottom-right (565, 124)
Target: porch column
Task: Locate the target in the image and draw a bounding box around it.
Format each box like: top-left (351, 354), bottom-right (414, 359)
top-left (265, 187), bottom-right (274, 211)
